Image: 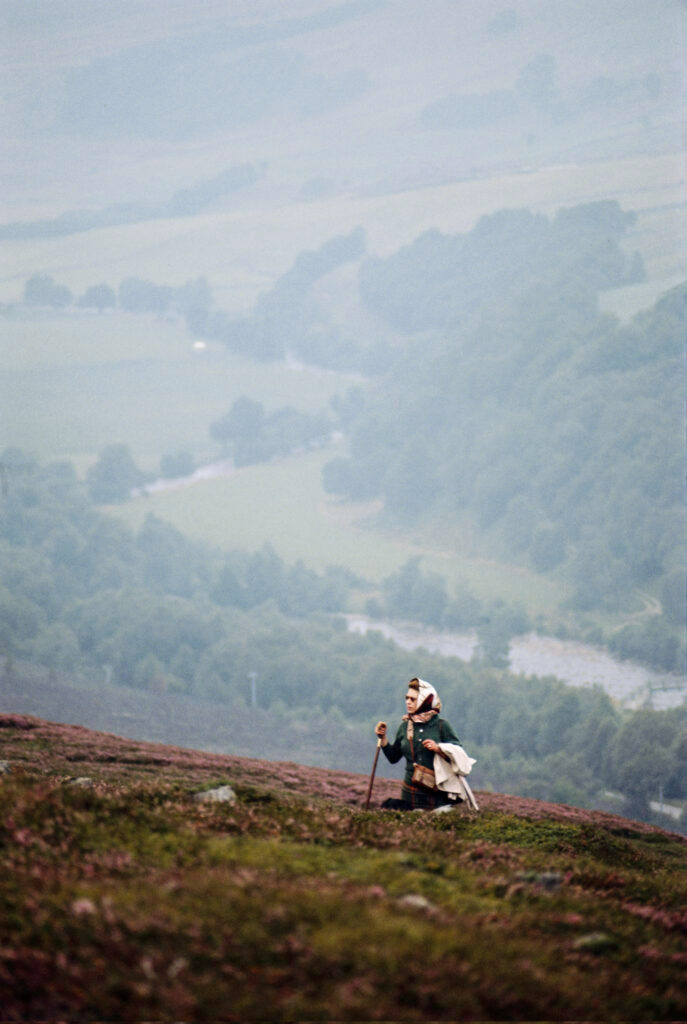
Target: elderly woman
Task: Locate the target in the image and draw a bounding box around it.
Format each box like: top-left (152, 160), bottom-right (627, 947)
top-left (375, 677), bottom-right (463, 811)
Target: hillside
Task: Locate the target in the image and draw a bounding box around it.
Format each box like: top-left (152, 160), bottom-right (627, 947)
top-left (2, 713), bottom-right (686, 1020)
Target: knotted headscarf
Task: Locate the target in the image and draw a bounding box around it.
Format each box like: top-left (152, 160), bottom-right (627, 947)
top-left (403, 677), bottom-right (441, 740)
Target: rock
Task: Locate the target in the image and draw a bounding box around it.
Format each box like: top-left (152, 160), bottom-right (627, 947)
top-left (0, 761), bottom-right (11, 775)
top-left (515, 870), bottom-right (563, 892)
top-left (396, 894), bottom-right (436, 913)
top-left (67, 777), bottom-right (95, 788)
top-left (433, 803), bottom-right (458, 814)
top-left (193, 784), bottom-right (236, 805)
top-left (573, 932), bottom-right (618, 953)
top-left (537, 871), bottom-right (563, 891)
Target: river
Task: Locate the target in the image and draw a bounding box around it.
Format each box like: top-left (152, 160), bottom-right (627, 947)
top-left (343, 615), bottom-right (686, 710)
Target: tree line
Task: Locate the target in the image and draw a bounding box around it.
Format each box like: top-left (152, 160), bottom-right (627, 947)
top-left (14, 201), bottom-right (686, 668)
top-left (1, 451), bottom-right (684, 827)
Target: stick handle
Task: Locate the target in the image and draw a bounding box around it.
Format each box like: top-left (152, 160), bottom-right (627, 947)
top-left (364, 737), bottom-right (383, 810)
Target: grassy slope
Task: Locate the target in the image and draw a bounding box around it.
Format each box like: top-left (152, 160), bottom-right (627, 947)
top-left (1, 713), bottom-right (686, 1021)
top-left (109, 446), bottom-right (568, 613)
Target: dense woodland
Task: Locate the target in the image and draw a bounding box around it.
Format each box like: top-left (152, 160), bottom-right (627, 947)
top-left (1, 455), bottom-right (684, 827)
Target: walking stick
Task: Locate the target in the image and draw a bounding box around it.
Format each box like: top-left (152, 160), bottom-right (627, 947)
top-left (364, 737), bottom-right (383, 810)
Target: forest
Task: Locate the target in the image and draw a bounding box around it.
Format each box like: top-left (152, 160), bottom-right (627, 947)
top-left (18, 200), bottom-right (684, 670)
top-left (1, 453), bottom-right (684, 828)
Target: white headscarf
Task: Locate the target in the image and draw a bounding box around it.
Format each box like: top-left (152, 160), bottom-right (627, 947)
top-left (403, 677), bottom-right (442, 739)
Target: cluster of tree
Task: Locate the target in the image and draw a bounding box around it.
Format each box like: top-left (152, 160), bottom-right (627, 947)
top-left (48, 12), bottom-right (371, 142)
top-left (322, 205), bottom-right (684, 668)
top-left (0, 164), bottom-right (263, 241)
top-left (1, 452), bottom-right (684, 826)
top-left (209, 396), bottom-right (333, 466)
top-left (0, 452), bottom-right (352, 686)
top-left (198, 227), bottom-right (389, 370)
top-left (358, 202), bottom-right (644, 334)
top-left (420, 50), bottom-right (666, 132)
top-left (22, 273), bottom-right (212, 318)
top-left (366, 556), bottom-right (532, 667)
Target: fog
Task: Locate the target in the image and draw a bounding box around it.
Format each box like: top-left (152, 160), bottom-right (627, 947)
top-left (0, 1), bottom-right (685, 801)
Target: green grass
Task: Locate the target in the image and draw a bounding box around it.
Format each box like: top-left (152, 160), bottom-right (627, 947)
top-left (109, 444), bottom-right (568, 613)
top-left (0, 309), bottom-right (353, 471)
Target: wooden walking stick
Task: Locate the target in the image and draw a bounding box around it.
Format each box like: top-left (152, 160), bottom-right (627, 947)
top-left (364, 736), bottom-right (383, 810)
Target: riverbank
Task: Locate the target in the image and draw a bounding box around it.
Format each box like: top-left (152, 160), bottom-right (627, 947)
top-left (343, 615), bottom-right (686, 710)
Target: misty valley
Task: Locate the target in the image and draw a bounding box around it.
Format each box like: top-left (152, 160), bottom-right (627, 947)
top-left (1, 196), bottom-right (685, 832)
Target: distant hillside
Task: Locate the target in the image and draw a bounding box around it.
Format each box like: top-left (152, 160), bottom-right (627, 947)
top-left (1, 713), bottom-right (686, 1020)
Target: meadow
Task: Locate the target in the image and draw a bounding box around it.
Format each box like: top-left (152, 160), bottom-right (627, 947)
top-left (0, 308), bottom-right (354, 472)
top-left (0, 300), bottom-right (570, 615)
top-left (110, 445), bottom-right (569, 615)
top-left (1, 151), bottom-right (683, 315)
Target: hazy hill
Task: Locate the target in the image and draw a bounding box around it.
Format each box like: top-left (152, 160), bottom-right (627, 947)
top-left (1, 0), bottom-right (683, 310)
top-left (1, 712), bottom-right (686, 1020)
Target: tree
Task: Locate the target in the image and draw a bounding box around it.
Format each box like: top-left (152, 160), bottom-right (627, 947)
top-left (661, 571), bottom-right (686, 627)
top-left (530, 526), bottom-right (566, 572)
top-left (608, 710), bottom-right (678, 817)
top-left (210, 397), bottom-right (265, 448)
top-left (159, 451), bottom-right (195, 479)
top-left (77, 283), bottom-right (116, 312)
top-left (24, 274), bottom-right (73, 308)
top-left (119, 277), bottom-right (173, 314)
top-left (86, 444), bottom-right (148, 503)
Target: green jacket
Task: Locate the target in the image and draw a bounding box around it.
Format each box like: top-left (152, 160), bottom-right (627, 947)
top-left (382, 716), bottom-right (461, 807)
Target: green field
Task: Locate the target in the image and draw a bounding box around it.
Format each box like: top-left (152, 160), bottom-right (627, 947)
top-left (109, 445), bottom-right (569, 616)
top-left (2, 151), bottom-right (683, 315)
top-left (0, 309), bottom-right (355, 472)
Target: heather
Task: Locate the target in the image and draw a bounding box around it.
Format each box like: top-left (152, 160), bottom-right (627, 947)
top-left (1, 714), bottom-right (686, 1020)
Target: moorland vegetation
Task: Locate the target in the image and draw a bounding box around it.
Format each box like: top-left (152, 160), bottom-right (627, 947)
top-left (1, 714), bottom-right (686, 1020)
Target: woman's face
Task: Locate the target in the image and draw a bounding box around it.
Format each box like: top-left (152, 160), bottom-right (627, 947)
top-left (405, 691), bottom-right (418, 713)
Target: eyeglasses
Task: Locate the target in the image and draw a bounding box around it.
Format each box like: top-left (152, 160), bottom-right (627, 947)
top-left (404, 695), bottom-right (416, 701)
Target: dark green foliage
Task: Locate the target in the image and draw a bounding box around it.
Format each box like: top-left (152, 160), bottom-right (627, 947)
top-left (207, 228), bottom-right (368, 366)
top-left (210, 396), bottom-right (332, 465)
top-left (1, 167), bottom-right (263, 240)
top-left (77, 283), bottom-right (116, 312)
top-left (661, 570), bottom-right (686, 627)
top-left (118, 277), bottom-right (174, 314)
top-left (159, 451), bottom-right (196, 479)
top-left (23, 273), bottom-right (73, 308)
top-left (1, 455), bottom-right (684, 823)
top-left (86, 444), bottom-right (149, 503)
top-left (381, 557), bottom-right (448, 626)
top-left (609, 617), bottom-right (683, 674)
top-left (330, 205), bottom-right (683, 633)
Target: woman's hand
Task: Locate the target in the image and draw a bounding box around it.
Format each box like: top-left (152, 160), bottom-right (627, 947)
top-left (375, 721), bottom-right (388, 745)
top-left (422, 739), bottom-right (439, 753)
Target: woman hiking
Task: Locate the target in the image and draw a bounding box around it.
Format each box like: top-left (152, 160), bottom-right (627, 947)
top-left (374, 677), bottom-right (476, 811)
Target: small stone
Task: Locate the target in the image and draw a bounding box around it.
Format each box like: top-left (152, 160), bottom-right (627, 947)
top-left (67, 777), bottom-right (94, 788)
top-left (71, 898), bottom-right (97, 916)
top-left (537, 871), bottom-right (563, 891)
top-left (396, 894), bottom-right (435, 912)
top-left (515, 870), bottom-right (563, 892)
top-left (193, 784), bottom-right (236, 804)
top-left (573, 932), bottom-right (618, 953)
top-left (0, 761), bottom-right (11, 775)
